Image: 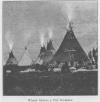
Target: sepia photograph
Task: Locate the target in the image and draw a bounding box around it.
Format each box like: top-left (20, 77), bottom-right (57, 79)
top-left (2, 0), bottom-right (98, 96)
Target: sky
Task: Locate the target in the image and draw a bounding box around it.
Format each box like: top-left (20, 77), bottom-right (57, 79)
top-left (2, 0), bottom-right (97, 65)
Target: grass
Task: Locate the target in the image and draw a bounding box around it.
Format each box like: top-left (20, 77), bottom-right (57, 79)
top-left (3, 71), bottom-right (98, 95)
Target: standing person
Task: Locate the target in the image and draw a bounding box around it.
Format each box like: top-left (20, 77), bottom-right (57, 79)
top-left (61, 63), bottom-right (65, 73)
top-left (61, 61), bottom-right (70, 73)
top-left (70, 61), bottom-right (74, 67)
top-left (65, 61), bottom-right (70, 72)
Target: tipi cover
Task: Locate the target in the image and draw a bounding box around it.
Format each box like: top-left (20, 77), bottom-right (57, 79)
top-left (18, 48), bottom-right (33, 66)
top-left (6, 51), bottom-right (18, 65)
top-left (50, 25), bottom-right (89, 64)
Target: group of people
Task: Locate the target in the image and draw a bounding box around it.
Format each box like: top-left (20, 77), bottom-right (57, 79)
top-left (61, 61), bottom-right (79, 73)
top-left (61, 59), bottom-right (98, 73)
top-left (34, 63), bottom-right (48, 72)
top-left (61, 60), bottom-right (95, 73)
top-left (34, 59), bottom-right (96, 73)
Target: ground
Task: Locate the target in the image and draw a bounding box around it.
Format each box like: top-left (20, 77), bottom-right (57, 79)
top-left (3, 70), bottom-right (98, 95)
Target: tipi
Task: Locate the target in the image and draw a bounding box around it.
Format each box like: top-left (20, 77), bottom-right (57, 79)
top-left (18, 47), bottom-right (33, 66)
top-left (35, 45), bottom-right (47, 64)
top-left (50, 23), bottom-right (89, 64)
top-left (35, 41), bottom-right (55, 64)
top-left (40, 45), bottom-right (46, 54)
top-left (47, 40), bottom-right (55, 50)
top-left (6, 50), bottom-right (18, 65)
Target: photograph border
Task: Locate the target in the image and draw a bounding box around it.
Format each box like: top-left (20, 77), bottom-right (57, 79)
top-left (0, 0), bottom-right (100, 102)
